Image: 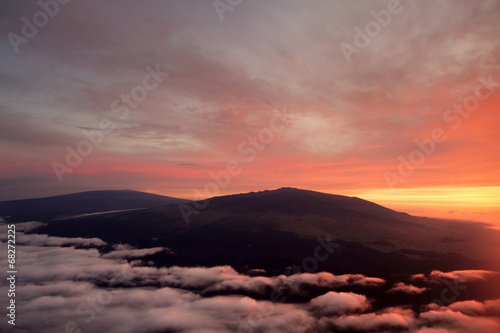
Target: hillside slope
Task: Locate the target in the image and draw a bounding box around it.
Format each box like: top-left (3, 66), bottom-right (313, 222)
top-left (0, 190), bottom-right (189, 222)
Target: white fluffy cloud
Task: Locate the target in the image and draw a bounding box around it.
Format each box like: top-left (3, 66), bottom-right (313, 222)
top-left (321, 307), bottom-right (416, 331)
top-left (310, 291), bottom-right (370, 314)
top-left (202, 271), bottom-right (385, 297)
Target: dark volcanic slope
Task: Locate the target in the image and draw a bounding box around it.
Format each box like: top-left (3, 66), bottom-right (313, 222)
top-left (30, 188), bottom-right (500, 276)
top-left (0, 190), bottom-right (189, 222)
top-left (179, 188), bottom-right (500, 260)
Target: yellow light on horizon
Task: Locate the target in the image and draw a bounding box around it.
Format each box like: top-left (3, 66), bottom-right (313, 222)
top-left (348, 186), bottom-right (500, 207)
top-left (335, 186), bottom-right (500, 227)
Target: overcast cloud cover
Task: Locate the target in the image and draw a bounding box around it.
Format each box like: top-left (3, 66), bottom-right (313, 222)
top-left (0, 0), bottom-right (499, 224)
top-left (1, 221), bottom-right (499, 332)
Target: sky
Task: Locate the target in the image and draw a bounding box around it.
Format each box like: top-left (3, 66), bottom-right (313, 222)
top-left (0, 0), bottom-right (499, 225)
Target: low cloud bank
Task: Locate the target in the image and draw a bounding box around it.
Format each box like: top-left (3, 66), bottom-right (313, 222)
top-left (0, 224), bottom-right (499, 333)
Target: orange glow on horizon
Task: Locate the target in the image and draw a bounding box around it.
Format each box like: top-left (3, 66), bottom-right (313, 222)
top-left (340, 186), bottom-right (500, 228)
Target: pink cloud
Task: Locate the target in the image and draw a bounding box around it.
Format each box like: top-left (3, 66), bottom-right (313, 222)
top-left (310, 291), bottom-right (370, 315)
top-left (428, 270), bottom-right (497, 284)
top-left (448, 299), bottom-right (500, 317)
top-left (324, 308), bottom-right (415, 331)
top-left (419, 309), bottom-right (500, 333)
top-left (387, 282), bottom-right (429, 295)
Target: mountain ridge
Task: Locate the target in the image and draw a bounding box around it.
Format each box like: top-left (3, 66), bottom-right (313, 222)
top-left (0, 189), bottom-right (189, 222)
top-left (3, 187), bottom-right (499, 272)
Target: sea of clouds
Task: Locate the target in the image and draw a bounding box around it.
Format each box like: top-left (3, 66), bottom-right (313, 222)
top-left (1, 220), bottom-right (499, 333)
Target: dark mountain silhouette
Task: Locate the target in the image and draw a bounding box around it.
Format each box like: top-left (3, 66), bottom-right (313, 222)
top-left (8, 187), bottom-right (500, 276)
top-left (0, 190), bottom-right (189, 222)
top-left (184, 188), bottom-right (499, 259)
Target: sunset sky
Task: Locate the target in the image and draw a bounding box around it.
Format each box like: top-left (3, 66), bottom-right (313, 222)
top-left (1, 0), bottom-right (499, 225)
